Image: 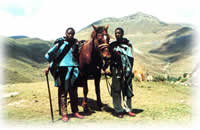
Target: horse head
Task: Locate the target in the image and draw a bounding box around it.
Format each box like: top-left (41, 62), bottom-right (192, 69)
top-left (91, 24), bottom-right (111, 70)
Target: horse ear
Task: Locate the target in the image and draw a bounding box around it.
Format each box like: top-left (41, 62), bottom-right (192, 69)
top-left (105, 24), bottom-right (109, 30)
top-left (92, 24), bottom-right (97, 31)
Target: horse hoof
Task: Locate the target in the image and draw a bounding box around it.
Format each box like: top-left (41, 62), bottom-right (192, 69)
top-left (81, 102), bottom-right (87, 108)
top-left (100, 106), bottom-right (104, 111)
top-left (82, 104), bottom-right (90, 113)
top-left (97, 106), bottom-right (104, 111)
top-left (97, 103), bottom-right (104, 111)
top-left (84, 107), bottom-right (90, 113)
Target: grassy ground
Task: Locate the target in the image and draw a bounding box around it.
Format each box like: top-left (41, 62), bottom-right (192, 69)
top-left (2, 79), bottom-right (192, 127)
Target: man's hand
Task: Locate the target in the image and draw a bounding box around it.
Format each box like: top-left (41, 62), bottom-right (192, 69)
top-left (43, 67), bottom-right (50, 75)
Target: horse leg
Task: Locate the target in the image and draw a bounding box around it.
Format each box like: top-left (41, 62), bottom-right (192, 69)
top-left (82, 80), bottom-right (89, 112)
top-left (94, 75), bottom-right (104, 111)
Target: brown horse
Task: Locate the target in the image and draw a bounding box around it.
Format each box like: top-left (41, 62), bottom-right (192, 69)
top-left (75, 24), bottom-right (111, 111)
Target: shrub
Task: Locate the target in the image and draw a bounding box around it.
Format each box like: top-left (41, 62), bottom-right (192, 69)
top-left (167, 76), bottom-right (179, 82)
top-left (177, 76), bottom-right (182, 81)
top-left (183, 73), bottom-right (188, 78)
top-left (153, 75), bottom-right (166, 82)
top-left (181, 78), bottom-right (188, 82)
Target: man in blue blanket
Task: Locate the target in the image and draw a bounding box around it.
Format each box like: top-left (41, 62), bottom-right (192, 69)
top-left (44, 27), bottom-right (83, 122)
top-left (109, 27), bottom-right (136, 118)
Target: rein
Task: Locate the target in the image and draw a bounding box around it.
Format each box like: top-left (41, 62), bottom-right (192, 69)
top-left (93, 39), bottom-right (112, 96)
top-left (104, 72), bottom-right (112, 96)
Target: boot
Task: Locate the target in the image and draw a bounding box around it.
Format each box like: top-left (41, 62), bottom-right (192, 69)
top-left (62, 114), bottom-right (68, 122)
top-left (74, 112), bottom-right (84, 119)
top-left (127, 112), bottom-right (136, 117)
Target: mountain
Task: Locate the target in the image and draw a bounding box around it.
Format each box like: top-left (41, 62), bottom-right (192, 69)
top-left (2, 37), bottom-right (52, 84)
top-left (76, 12), bottom-right (195, 77)
top-left (147, 26), bottom-right (195, 76)
top-left (1, 12), bottom-right (195, 84)
top-left (76, 12), bottom-right (182, 40)
top-left (166, 27), bottom-right (194, 38)
top-left (149, 27), bottom-right (195, 61)
top-left (9, 35), bottom-right (29, 39)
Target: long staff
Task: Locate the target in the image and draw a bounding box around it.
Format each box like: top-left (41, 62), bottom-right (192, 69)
top-left (45, 74), bottom-right (54, 122)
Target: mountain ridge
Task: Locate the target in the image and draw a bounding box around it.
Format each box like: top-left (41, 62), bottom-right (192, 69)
top-left (2, 12), bottom-right (195, 84)
top-left (9, 35), bottom-right (29, 39)
top-left (76, 12), bottom-right (183, 41)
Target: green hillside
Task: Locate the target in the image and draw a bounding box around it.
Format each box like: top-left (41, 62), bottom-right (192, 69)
top-left (2, 37), bottom-right (52, 84)
top-left (150, 27), bottom-right (195, 55)
top-left (148, 27), bottom-right (195, 76)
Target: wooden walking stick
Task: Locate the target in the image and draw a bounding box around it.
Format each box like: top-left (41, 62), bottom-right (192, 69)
top-left (45, 73), bottom-right (54, 122)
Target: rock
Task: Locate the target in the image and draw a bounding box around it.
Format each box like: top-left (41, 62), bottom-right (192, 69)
top-left (2, 92), bottom-right (19, 98)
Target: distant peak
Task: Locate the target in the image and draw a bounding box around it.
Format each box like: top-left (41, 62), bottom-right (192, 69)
top-left (126, 12), bottom-right (158, 19)
top-left (122, 12), bottom-right (166, 25)
top-left (9, 35), bottom-right (29, 39)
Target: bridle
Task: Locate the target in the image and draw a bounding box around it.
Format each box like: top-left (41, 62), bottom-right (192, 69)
top-left (92, 31), bottom-right (111, 70)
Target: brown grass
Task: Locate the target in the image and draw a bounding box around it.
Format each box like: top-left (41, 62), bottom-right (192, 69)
top-left (2, 79), bottom-right (192, 127)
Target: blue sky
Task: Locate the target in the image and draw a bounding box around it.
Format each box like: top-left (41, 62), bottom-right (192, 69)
top-left (3, 6), bottom-right (25, 16)
top-left (0, 0), bottom-right (42, 16)
top-left (0, 0), bottom-right (198, 40)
